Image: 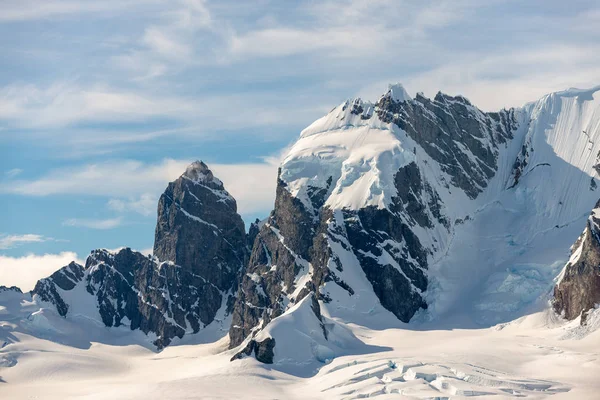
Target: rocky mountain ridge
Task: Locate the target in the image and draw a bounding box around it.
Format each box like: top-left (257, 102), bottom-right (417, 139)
top-left (31, 161), bottom-right (248, 348)
top-left (11, 84), bottom-right (600, 367)
top-left (554, 200), bottom-right (600, 323)
top-left (230, 83), bottom-right (600, 358)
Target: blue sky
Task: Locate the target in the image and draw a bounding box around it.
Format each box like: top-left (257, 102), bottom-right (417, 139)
top-left (1, 0), bottom-right (599, 289)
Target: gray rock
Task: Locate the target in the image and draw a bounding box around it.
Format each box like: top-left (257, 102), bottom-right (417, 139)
top-left (377, 91), bottom-right (518, 198)
top-left (33, 161), bottom-right (249, 349)
top-left (553, 200), bottom-right (600, 323)
top-left (230, 168), bottom-right (431, 348)
top-left (229, 175), bottom-right (317, 348)
top-left (87, 248), bottom-right (224, 348)
top-left (231, 337), bottom-right (276, 364)
top-left (229, 90), bottom-right (520, 355)
top-left (154, 160), bottom-right (247, 292)
top-left (32, 261), bottom-right (85, 316)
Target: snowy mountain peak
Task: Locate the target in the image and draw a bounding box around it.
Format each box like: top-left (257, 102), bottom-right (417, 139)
top-left (182, 160), bottom-right (221, 185)
top-left (556, 85), bottom-right (600, 98)
top-left (384, 83), bottom-right (412, 103)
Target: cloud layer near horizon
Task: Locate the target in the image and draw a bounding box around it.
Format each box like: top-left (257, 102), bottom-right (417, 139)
top-left (0, 252), bottom-right (83, 292)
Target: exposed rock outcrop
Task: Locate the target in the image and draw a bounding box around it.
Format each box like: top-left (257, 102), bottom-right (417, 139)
top-left (32, 261), bottom-right (84, 316)
top-left (229, 85), bottom-right (519, 350)
top-left (553, 200), bottom-right (600, 323)
top-left (154, 161), bottom-right (247, 293)
top-left (32, 161), bottom-right (248, 348)
top-left (377, 90), bottom-right (518, 198)
top-left (0, 286), bottom-right (23, 294)
top-left (231, 337), bottom-right (276, 364)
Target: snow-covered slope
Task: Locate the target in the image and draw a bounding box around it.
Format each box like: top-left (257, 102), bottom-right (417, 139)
top-left (231, 84), bottom-right (600, 362)
top-left (2, 288), bottom-right (598, 399)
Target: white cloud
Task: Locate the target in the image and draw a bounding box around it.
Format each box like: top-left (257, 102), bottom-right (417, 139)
top-left (0, 83), bottom-right (195, 129)
top-left (108, 193), bottom-right (156, 216)
top-left (63, 217), bottom-right (123, 230)
top-left (139, 247), bottom-right (154, 256)
top-left (0, 82), bottom-right (322, 132)
top-left (0, 252), bottom-right (82, 292)
top-left (0, 234), bottom-right (49, 250)
top-left (0, 0), bottom-right (143, 22)
top-left (354, 44), bottom-right (600, 111)
top-left (5, 168), bottom-right (23, 178)
top-left (142, 27), bottom-right (192, 59)
top-left (211, 162), bottom-right (279, 215)
top-left (3, 158), bottom-right (279, 216)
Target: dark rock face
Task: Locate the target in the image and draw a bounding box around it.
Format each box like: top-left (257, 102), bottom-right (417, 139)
top-left (87, 248), bottom-right (224, 348)
top-left (229, 91), bottom-right (522, 351)
top-left (229, 177), bottom-right (316, 347)
top-left (154, 161), bottom-right (247, 292)
top-left (390, 162), bottom-right (448, 230)
top-left (230, 337), bottom-right (276, 364)
top-left (0, 286), bottom-right (23, 294)
top-left (247, 218), bottom-right (261, 247)
top-left (230, 169), bottom-right (432, 348)
top-left (553, 201), bottom-right (600, 323)
top-left (33, 248), bottom-right (226, 349)
top-left (377, 91), bottom-right (518, 198)
top-left (342, 207), bottom-right (428, 322)
top-left (32, 261), bottom-right (85, 316)
top-left (33, 161), bottom-right (249, 349)
top-left (231, 293), bottom-right (326, 364)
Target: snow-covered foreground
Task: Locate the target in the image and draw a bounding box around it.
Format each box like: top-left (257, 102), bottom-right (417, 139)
top-left (1, 305), bottom-right (599, 399)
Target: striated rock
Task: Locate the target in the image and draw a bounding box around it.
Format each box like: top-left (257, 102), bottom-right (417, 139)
top-left (88, 248), bottom-right (224, 348)
top-left (377, 90), bottom-right (518, 198)
top-left (32, 261), bottom-right (85, 316)
top-left (154, 161), bottom-right (247, 292)
top-left (33, 161), bottom-right (248, 349)
top-left (229, 176), bottom-right (317, 347)
top-left (553, 200), bottom-right (600, 323)
top-left (229, 86), bottom-right (519, 351)
top-left (247, 218), bottom-right (262, 248)
top-left (231, 293), bottom-right (364, 367)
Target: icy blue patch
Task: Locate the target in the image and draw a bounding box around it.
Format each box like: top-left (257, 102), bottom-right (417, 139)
top-left (474, 262), bottom-right (565, 325)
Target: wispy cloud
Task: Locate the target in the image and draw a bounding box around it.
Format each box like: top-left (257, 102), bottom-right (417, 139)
top-left (2, 0), bottom-right (597, 148)
top-left (0, 83), bottom-right (194, 129)
top-left (2, 158), bottom-right (279, 216)
top-left (1, 0), bottom-right (600, 255)
top-left (63, 217), bottom-right (123, 230)
top-left (142, 27), bottom-right (192, 59)
top-left (108, 193), bottom-right (156, 216)
top-left (0, 233), bottom-right (50, 250)
top-left (0, 81), bottom-right (323, 133)
top-left (5, 168), bottom-right (23, 178)
top-left (0, 0), bottom-right (157, 22)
